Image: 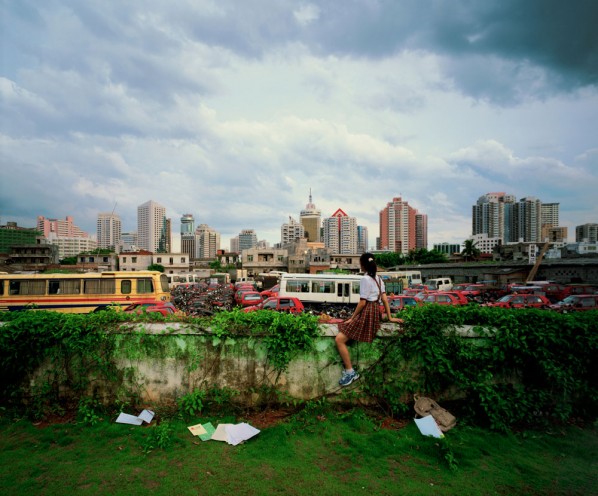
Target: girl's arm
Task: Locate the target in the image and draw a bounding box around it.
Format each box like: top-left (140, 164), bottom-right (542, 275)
top-left (381, 293), bottom-right (403, 323)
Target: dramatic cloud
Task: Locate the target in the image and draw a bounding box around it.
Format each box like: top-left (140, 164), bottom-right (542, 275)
top-left (1, 0), bottom-right (597, 248)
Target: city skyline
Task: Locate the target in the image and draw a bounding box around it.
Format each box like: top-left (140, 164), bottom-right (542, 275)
top-left (2, 1), bottom-right (597, 247)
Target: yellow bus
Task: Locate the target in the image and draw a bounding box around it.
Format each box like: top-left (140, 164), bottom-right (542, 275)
top-left (0, 271), bottom-right (170, 313)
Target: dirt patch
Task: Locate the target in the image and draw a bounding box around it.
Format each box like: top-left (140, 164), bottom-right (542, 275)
top-left (242, 408), bottom-right (294, 429)
top-left (32, 412), bottom-right (77, 428)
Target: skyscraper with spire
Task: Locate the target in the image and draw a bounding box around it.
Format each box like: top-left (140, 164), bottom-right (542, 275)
top-left (300, 189), bottom-right (321, 243)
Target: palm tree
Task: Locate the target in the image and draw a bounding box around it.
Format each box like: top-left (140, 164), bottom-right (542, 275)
top-left (461, 239), bottom-right (481, 262)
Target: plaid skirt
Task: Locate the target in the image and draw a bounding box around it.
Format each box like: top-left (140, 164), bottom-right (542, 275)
top-left (338, 300), bottom-right (380, 343)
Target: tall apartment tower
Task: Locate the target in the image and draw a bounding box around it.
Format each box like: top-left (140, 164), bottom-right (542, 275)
top-left (281, 217), bottom-right (305, 245)
top-left (513, 197), bottom-right (542, 242)
top-left (472, 192), bottom-right (517, 241)
top-left (323, 209), bottom-right (357, 254)
top-left (238, 229), bottom-right (258, 251)
top-left (415, 213), bottom-right (428, 250)
top-left (195, 224), bottom-right (220, 259)
top-left (300, 190), bottom-right (322, 242)
top-left (97, 213), bottom-right (122, 250)
top-left (137, 200), bottom-right (166, 253)
top-left (379, 197), bottom-right (424, 254)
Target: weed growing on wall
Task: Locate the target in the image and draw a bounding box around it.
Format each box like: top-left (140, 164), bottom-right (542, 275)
top-left (363, 305), bottom-right (598, 430)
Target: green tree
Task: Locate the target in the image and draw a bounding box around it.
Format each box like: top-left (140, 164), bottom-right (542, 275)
top-left (209, 260), bottom-right (223, 271)
top-left (147, 263), bottom-right (165, 272)
top-left (373, 252), bottom-right (405, 269)
top-left (461, 239), bottom-right (481, 262)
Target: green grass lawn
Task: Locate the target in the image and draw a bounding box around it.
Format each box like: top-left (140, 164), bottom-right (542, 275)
top-left (0, 410), bottom-right (596, 496)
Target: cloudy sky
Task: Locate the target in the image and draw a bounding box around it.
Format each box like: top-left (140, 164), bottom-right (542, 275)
top-left (1, 0), bottom-right (597, 250)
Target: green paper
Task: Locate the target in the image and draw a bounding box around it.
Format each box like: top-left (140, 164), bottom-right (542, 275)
top-left (199, 422), bottom-right (216, 441)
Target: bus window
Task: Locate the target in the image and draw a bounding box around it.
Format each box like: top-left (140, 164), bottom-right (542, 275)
top-left (312, 280), bottom-right (334, 294)
top-left (84, 279), bottom-right (116, 294)
top-left (0, 280), bottom-right (3, 295)
top-left (352, 281), bottom-right (360, 294)
top-left (49, 279), bottom-right (80, 295)
top-left (9, 280), bottom-right (46, 295)
top-left (137, 278), bottom-right (154, 294)
top-left (160, 274), bottom-right (169, 292)
top-left (337, 283), bottom-right (350, 298)
top-left (121, 280), bottom-right (132, 294)
top-left (286, 281), bottom-right (302, 293)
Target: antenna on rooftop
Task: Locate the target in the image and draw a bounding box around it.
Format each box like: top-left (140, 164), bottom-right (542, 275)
top-left (111, 202), bottom-right (117, 215)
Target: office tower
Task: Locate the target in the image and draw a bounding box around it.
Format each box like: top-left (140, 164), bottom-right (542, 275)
top-left (575, 223), bottom-right (598, 242)
top-left (379, 197), bottom-right (425, 254)
top-left (137, 200), bottom-right (166, 253)
top-left (180, 214), bottom-right (196, 259)
top-left (180, 214), bottom-right (195, 235)
top-left (195, 224), bottom-right (220, 259)
top-left (238, 229), bottom-right (258, 251)
top-left (158, 217), bottom-right (171, 253)
top-left (357, 225), bottom-right (368, 254)
top-left (281, 217), bottom-right (305, 245)
top-left (323, 209), bottom-right (357, 254)
top-left (300, 190), bottom-right (322, 242)
top-left (97, 213), bottom-right (122, 251)
top-left (415, 213), bottom-right (428, 250)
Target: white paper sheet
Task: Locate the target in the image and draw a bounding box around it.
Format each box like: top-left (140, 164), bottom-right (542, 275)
top-left (226, 423), bottom-right (260, 446)
top-left (115, 413), bottom-right (144, 425)
top-left (211, 424), bottom-right (233, 442)
top-left (414, 415), bottom-right (444, 438)
top-left (137, 409), bottom-right (155, 424)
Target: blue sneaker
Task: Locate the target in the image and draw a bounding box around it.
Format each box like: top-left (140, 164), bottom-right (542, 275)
top-left (339, 370), bottom-right (360, 387)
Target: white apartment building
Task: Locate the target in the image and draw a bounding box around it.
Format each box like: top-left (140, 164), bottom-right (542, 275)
top-left (47, 233), bottom-right (97, 260)
top-left (137, 200), bottom-right (166, 253)
top-left (195, 224), bottom-right (220, 259)
top-left (97, 213), bottom-right (121, 251)
top-left (323, 209), bottom-right (357, 254)
top-left (281, 216), bottom-right (305, 245)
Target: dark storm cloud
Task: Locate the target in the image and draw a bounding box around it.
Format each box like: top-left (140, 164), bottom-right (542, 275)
top-left (304, 0), bottom-right (598, 100)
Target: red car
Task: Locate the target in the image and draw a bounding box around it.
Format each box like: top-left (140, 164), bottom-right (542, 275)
top-left (421, 292), bottom-right (469, 306)
top-left (243, 296), bottom-right (304, 314)
top-left (260, 284), bottom-right (280, 299)
top-left (234, 288), bottom-right (258, 305)
top-left (380, 295), bottom-right (422, 315)
top-left (550, 295), bottom-right (598, 313)
top-left (486, 294), bottom-right (551, 309)
top-left (237, 291), bottom-right (264, 307)
top-left (124, 302), bottom-right (177, 316)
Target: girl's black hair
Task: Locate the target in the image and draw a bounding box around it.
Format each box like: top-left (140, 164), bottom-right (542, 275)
top-left (360, 252), bottom-right (377, 278)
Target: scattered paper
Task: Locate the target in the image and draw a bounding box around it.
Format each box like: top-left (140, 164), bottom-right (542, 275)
top-left (211, 424), bottom-right (233, 442)
top-left (115, 409), bottom-right (155, 425)
top-left (226, 423), bottom-right (260, 446)
top-left (210, 423), bottom-right (260, 445)
top-left (115, 413), bottom-right (143, 425)
top-left (137, 409), bottom-right (155, 423)
top-left (414, 415), bottom-right (444, 439)
top-left (188, 423), bottom-right (208, 436)
top-left (198, 423), bottom-right (216, 442)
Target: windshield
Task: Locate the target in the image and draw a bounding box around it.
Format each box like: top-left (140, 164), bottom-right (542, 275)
top-left (560, 296), bottom-right (579, 305)
top-left (497, 295), bottom-right (512, 303)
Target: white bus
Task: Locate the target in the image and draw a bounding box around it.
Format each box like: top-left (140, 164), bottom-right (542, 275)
top-left (378, 270), bottom-right (423, 287)
top-left (167, 273), bottom-right (204, 289)
top-left (278, 273), bottom-right (363, 307)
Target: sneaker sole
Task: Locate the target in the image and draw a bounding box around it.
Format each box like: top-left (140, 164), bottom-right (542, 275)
top-left (339, 373), bottom-right (360, 387)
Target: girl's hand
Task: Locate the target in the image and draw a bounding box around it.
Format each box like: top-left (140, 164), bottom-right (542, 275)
top-left (389, 317), bottom-right (403, 324)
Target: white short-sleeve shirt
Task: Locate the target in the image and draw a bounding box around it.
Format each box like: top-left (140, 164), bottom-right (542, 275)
top-left (360, 275), bottom-right (385, 302)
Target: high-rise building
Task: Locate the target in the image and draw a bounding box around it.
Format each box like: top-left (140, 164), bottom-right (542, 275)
top-left (473, 192), bottom-right (551, 243)
top-left (323, 209), bottom-right (357, 254)
top-left (230, 236), bottom-right (240, 253)
top-left (180, 214), bottom-right (196, 259)
top-left (97, 213), bottom-right (121, 251)
top-left (300, 190), bottom-right (321, 242)
top-left (158, 217), bottom-right (172, 253)
top-left (238, 229), bottom-right (258, 251)
top-left (37, 216), bottom-right (89, 239)
top-left (541, 203), bottom-right (560, 229)
top-left (195, 224), bottom-right (220, 259)
top-left (137, 200), bottom-right (166, 253)
top-left (415, 213), bottom-right (428, 250)
top-left (356, 225), bottom-right (368, 254)
top-left (576, 223), bottom-right (598, 242)
top-left (379, 197), bottom-right (425, 254)
top-left (281, 217), bottom-right (305, 245)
